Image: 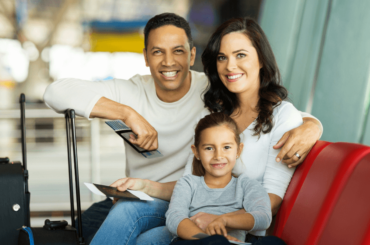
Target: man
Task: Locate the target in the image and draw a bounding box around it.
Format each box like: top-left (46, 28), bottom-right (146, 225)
top-left (44, 13), bottom-right (322, 244)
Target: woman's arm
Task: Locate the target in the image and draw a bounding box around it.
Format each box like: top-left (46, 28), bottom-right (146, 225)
top-left (263, 102), bottom-right (303, 201)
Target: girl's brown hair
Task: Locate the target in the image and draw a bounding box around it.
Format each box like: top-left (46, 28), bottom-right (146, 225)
top-left (192, 112), bottom-right (240, 176)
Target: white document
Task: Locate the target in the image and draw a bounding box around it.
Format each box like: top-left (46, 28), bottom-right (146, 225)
top-left (126, 189), bottom-right (154, 201)
top-left (84, 182), bottom-right (154, 201)
top-left (85, 183), bottom-right (105, 196)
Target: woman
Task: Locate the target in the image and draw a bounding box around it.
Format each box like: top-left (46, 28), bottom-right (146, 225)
top-left (179, 17), bottom-right (301, 243)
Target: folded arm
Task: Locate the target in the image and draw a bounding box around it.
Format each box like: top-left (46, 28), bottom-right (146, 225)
top-left (44, 78), bottom-right (158, 150)
top-left (92, 97), bottom-right (158, 150)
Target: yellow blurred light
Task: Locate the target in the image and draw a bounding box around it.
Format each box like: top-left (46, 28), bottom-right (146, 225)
top-left (0, 80), bottom-right (16, 89)
top-left (90, 32), bottom-right (145, 53)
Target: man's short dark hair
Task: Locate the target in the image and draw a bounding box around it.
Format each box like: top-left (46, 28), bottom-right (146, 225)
top-left (144, 13), bottom-right (193, 50)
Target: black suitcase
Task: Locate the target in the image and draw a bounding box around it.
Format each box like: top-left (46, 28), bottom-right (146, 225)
top-left (18, 109), bottom-right (84, 245)
top-left (0, 94), bottom-right (31, 245)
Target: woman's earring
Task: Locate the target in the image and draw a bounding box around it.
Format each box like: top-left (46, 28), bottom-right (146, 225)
top-left (236, 156), bottom-right (239, 158)
top-left (197, 158), bottom-right (200, 160)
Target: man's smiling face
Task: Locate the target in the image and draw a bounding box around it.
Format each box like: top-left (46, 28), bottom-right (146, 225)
top-left (143, 25), bottom-right (196, 102)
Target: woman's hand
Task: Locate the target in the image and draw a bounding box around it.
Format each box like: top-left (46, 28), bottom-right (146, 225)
top-left (274, 117), bottom-right (322, 168)
top-left (205, 216), bottom-right (228, 237)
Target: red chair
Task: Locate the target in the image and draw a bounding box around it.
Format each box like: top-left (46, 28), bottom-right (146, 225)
top-left (275, 142), bottom-right (370, 245)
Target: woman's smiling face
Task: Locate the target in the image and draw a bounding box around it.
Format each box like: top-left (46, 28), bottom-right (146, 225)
top-left (216, 32), bottom-right (262, 95)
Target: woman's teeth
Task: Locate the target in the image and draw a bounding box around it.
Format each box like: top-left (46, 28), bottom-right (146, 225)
top-left (162, 71), bottom-right (177, 77)
top-left (227, 74), bottom-right (242, 79)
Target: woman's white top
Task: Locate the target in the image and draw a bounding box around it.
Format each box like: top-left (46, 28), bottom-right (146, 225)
top-left (183, 101), bottom-right (303, 199)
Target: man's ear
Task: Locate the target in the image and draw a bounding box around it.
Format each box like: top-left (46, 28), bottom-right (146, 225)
top-left (191, 145), bottom-right (199, 160)
top-left (143, 48), bottom-right (149, 67)
top-left (237, 143), bottom-right (244, 157)
top-left (190, 47), bottom-right (196, 66)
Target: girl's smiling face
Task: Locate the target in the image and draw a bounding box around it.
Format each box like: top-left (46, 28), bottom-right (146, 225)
top-left (192, 125), bottom-right (243, 178)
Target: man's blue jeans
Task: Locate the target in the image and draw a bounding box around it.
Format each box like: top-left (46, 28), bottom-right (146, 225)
top-left (89, 197), bottom-right (173, 245)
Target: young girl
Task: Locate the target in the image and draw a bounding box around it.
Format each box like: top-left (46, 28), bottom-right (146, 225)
top-left (166, 113), bottom-right (272, 244)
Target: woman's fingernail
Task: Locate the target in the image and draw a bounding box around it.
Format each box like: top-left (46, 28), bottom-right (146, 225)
top-left (276, 158), bottom-right (280, 162)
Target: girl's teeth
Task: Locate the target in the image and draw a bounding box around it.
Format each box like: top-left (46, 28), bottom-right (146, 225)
top-left (162, 71), bottom-right (177, 77)
top-left (227, 74), bottom-right (242, 79)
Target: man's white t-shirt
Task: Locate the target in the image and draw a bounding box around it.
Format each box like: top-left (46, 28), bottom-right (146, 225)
top-left (44, 70), bottom-right (209, 183)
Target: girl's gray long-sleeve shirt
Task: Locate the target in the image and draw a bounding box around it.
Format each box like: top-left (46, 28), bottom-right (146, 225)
top-left (165, 173), bottom-right (272, 241)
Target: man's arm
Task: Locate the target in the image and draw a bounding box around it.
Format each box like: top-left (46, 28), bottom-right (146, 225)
top-left (91, 97), bottom-right (158, 150)
top-left (44, 78), bottom-right (158, 150)
top-left (111, 178), bottom-right (176, 201)
top-left (273, 116), bottom-right (323, 168)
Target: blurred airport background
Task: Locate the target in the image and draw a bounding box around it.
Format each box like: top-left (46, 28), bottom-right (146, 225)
top-left (1, 0), bottom-right (370, 225)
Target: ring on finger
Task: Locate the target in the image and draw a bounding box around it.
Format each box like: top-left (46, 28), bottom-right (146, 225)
top-left (295, 152), bottom-right (301, 159)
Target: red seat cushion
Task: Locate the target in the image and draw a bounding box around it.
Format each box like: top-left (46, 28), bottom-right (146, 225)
top-left (280, 142), bottom-right (370, 245)
top-left (316, 151), bottom-right (370, 244)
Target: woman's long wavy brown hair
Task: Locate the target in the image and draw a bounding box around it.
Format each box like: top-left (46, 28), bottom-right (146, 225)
top-left (202, 18), bottom-right (288, 136)
top-left (192, 113), bottom-right (240, 176)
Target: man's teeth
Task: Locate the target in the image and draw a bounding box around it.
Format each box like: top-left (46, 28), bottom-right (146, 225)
top-left (227, 74), bottom-right (242, 79)
top-left (162, 71), bottom-right (177, 77)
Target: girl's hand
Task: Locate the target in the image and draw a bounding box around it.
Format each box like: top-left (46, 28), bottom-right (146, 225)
top-left (190, 212), bottom-right (219, 230)
top-left (226, 235), bottom-right (242, 242)
top-left (205, 216), bottom-right (228, 237)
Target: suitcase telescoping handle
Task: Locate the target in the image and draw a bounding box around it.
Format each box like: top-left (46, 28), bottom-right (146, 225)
top-left (20, 93), bottom-right (31, 227)
top-left (20, 94), bottom-right (27, 172)
top-left (65, 109), bottom-right (84, 244)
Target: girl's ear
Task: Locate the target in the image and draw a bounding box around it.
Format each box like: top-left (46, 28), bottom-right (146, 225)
top-left (237, 143), bottom-right (244, 158)
top-left (191, 145), bottom-right (200, 160)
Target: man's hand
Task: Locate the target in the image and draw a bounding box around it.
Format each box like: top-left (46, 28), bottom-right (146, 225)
top-left (90, 97), bottom-right (158, 151)
top-left (205, 216), bottom-right (228, 237)
top-left (190, 212), bottom-right (219, 231)
top-left (274, 117), bottom-right (322, 168)
top-left (110, 177), bottom-right (148, 204)
top-left (124, 107), bottom-right (158, 151)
